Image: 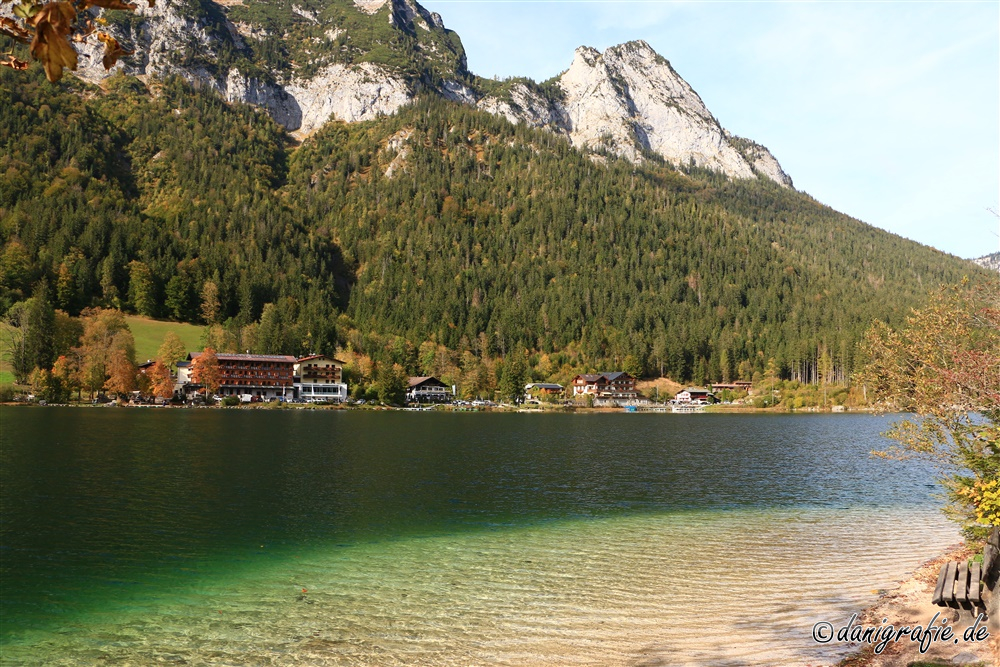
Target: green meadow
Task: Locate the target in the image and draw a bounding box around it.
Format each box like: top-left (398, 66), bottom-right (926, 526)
top-left (125, 316), bottom-right (204, 363)
top-left (0, 317), bottom-right (202, 389)
top-left (1, 323), bottom-right (14, 385)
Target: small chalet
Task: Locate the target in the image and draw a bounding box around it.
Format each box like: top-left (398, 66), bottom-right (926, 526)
top-left (294, 354), bottom-right (347, 403)
top-left (571, 372), bottom-right (637, 399)
top-left (407, 376), bottom-right (453, 403)
top-left (524, 382), bottom-right (564, 397)
top-left (674, 387), bottom-right (717, 404)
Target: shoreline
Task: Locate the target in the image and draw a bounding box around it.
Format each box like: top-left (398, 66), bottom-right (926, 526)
top-left (0, 400), bottom-right (877, 414)
top-left (837, 542), bottom-right (998, 667)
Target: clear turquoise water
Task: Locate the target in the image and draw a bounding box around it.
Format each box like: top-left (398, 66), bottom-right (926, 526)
top-left (0, 409), bottom-right (957, 665)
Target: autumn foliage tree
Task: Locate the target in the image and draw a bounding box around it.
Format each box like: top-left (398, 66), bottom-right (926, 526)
top-left (104, 343), bottom-right (136, 397)
top-left (73, 307), bottom-right (135, 398)
top-left (50, 353), bottom-right (78, 396)
top-left (1, 0), bottom-right (149, 82)
top-left (147, 359), bottom-right (173, 400)
top-left (859, 280), bottom-right (1000, 539)
top-left (191, 346), bottom-right (220, 397)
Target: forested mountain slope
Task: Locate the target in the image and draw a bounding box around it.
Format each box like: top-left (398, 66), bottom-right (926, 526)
top-left (0, 69), bottom-right (985, 382)
top-left (286, 95), bottom-right (980, 380)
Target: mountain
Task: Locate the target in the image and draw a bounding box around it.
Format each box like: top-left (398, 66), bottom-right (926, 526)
top-left (477, 42), bottom-right (791, 186)
top-left (0, 0), bottom-right (990, 388)
top-left (56, 0), bottom-right (790, 185)
top-left (973, 252), bottom-right (1000, 273)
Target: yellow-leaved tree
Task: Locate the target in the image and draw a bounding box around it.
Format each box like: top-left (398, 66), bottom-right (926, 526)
top-left (156, 331), bottom-right (186, 371)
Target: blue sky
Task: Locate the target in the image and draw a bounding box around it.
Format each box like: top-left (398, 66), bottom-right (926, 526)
top-left (421, 1), bottom-right (1000, 260)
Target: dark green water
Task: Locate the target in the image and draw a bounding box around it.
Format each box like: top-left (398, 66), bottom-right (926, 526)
top-left (0, 408), bottom-right (957, 665)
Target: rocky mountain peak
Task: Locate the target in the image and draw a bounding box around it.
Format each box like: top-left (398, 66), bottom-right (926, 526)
top-left (349, 0), bottom-right (441, 28)
top-left (384, 0), bottom-right (445, 31)
top-left (473, 39), bottom-right (791, 186)
top-left (552, 41), bottom-right (791, 186)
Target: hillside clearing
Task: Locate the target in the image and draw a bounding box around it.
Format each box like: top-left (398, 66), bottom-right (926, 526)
top-left (126, 316), bottom-right (204, 363)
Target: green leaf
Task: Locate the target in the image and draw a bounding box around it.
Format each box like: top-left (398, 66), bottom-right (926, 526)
top-left (13, 1), bottom-right (40, 19)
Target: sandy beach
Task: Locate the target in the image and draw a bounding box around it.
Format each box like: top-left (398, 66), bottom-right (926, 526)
top-left (838, 543), bottom-right (998, 667)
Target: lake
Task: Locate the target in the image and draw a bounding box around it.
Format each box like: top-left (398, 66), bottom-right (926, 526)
top-left (0, 408), bottom-right (957, 666)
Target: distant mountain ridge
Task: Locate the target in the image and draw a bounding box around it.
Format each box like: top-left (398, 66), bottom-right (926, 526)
top-left (47, 0), bottom-right (792, 185)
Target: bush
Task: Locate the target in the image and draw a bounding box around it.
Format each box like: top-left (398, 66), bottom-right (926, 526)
top-left (221, 395), bottom-right (240, 407)
top-left (860, 281), bottom-right (999, 540)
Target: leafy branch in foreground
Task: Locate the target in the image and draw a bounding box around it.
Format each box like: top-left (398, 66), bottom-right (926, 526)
top-left (859, 280), bottom-right (1000, 539)
top-left (1, 0), bottom-right (149, 82)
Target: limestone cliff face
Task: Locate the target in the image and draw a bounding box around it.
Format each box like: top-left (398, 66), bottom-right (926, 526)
top-left (58, 0), bottom-right (791, 184)
top-left (562, 42), bottom-right (784, 183)
top-left (477, 41), bottom-right (791, 187)
top-left (476, 83), bottom-right (567, 134)
top-left (973, 251), bottom-right (1000, 272)
top-left (68, 0), bottom-right (430, 133)
top-left (72, 0), bottom-right (216, 85)
top-left (284, 64), bottom-right (411, 134)
top-left (220, 65), bottom-right (410, 135)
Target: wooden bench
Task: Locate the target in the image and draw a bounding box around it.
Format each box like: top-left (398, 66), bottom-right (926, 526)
top-left (932, 527), bottom-right (999, 610)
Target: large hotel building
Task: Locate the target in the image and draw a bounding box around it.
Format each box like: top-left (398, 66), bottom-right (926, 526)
top-left (187, 352), bottom-right (296, 400)
top-left (183, 352), bottom-right (347, 402)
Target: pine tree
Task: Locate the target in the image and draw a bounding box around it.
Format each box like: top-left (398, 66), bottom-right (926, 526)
top-left (374, 362), bottom-right (407, 405)
top-left (497, 353), bottom-right (527, 404)
top-left (128, 261), bottom-right (157, 317)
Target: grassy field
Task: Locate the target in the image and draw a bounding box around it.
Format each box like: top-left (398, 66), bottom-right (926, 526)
top-left (125, 316), bottom-right (204, 362)
top-left (0, 322), bottom-right (14, 385)
top-left (0, 316), bottom-right (203, 387)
